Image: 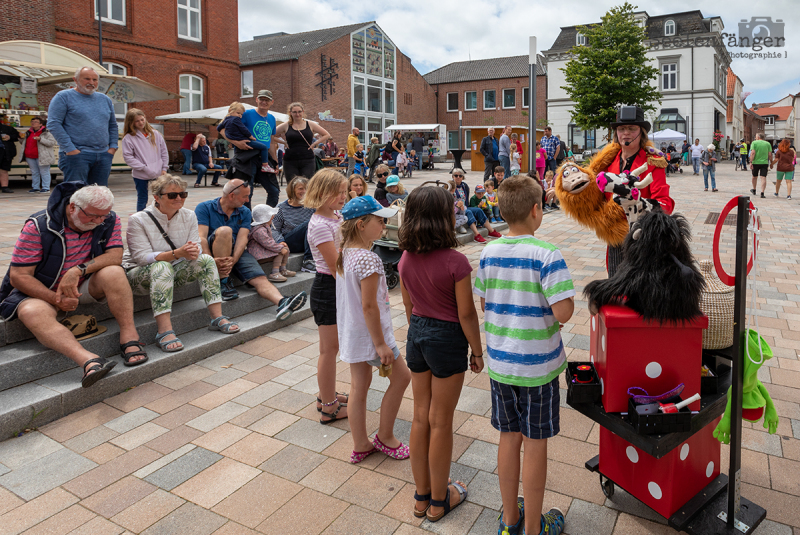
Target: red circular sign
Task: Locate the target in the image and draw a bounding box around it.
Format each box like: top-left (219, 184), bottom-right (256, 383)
top-left (712, 197), bottom-right (758, 286)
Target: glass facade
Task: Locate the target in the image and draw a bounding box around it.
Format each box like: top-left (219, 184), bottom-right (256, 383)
top-left (351, 25), bottom-right (397, 143)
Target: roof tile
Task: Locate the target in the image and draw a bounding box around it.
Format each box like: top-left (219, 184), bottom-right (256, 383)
top-left (422, 55), bottom-right (546, 85)
top-left (240, 22), bottom-right (372, 65)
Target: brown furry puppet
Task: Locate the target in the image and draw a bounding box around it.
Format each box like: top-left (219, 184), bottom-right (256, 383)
top-left (583, 210), bottom-right (705, 324)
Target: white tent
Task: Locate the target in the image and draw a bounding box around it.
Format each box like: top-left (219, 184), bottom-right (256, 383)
top-left (649, 128), bottom-right (686, 145)
top-left (155, 105), bottom-right (288, 125)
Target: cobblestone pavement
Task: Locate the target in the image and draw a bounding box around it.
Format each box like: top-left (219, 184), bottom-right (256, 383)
top-left (1, 161), bottom-right (799, 534)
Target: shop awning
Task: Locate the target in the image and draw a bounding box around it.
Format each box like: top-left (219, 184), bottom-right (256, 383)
top-left (385, 124), bottom-right (442, 131)
top-left (155, 105), bottom-right (289, 125)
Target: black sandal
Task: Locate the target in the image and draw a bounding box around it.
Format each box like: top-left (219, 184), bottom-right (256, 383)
top-left (413, 492), bottom-right (431, 518)
top-left (426, 482), bottom-right (468, 522)
top-left (82, 357), bottom-right (116, 388)
top-left (316, 392), bottom-right (349, 412)
top-left (319, 399), bottom-right (348, 425)
top-left (120, 340), bottom-right (148, 367)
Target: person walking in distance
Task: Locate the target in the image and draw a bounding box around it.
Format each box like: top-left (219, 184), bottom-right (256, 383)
top-left (749, 133), bottom-right (773, 199)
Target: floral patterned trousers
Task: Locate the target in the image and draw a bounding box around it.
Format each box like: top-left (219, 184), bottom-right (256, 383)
top-left (126, 255), bottom-right (222, 317)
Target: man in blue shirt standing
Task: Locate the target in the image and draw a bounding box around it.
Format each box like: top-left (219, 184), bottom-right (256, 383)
top-left (47, 67), bottom-right (118, 186)
top-left (498, 126), bottom-right (512, 178)
top-left (540, 127), bottom-right (560, 175)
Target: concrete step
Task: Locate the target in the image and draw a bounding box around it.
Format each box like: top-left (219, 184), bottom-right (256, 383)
top-left (0, 301), bottom-right (313, 438)
top-left (0, 273), bottom-right (314, 392)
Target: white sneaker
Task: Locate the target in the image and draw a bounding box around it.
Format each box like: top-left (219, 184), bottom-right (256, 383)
top-left (456, 225), bottom-right (468, 235)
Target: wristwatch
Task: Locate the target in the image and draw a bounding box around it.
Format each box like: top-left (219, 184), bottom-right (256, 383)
top-left (76, 263), bottom-right (88, 277)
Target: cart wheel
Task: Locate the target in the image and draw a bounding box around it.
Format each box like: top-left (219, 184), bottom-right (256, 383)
top-left (600, 475), bottom-right (615, 499)
top-left (386, 271), bottom-right (399, 290)
top-left (679, 168), bottom-right (683, 174)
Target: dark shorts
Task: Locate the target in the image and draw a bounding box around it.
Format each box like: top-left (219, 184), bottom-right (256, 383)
top-left (310, 272), bottom-right (336, 326)
top-left (0, 152), bottom-right (12, 172)
top-left (404, 315), bottom-right (469, 378)
top-left (490, 377), bottom-right (560, 439)
top-left (752, 163), bottom-right (769, 177)
top-left (208, 229), bottom-right (265, 283)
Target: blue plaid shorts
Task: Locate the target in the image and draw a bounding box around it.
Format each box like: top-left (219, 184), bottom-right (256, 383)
top-left (490, 377), bottom-right (560, 439)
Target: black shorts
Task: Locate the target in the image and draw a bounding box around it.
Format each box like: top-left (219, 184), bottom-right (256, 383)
top-left (752, 164), bottom-right (769, 177)
top-left (0, 152), bottom-right (12, 172)
top-left (310, 272), bottom-right (336, 326)
top-left (405, 315), bottom-right (469, 378)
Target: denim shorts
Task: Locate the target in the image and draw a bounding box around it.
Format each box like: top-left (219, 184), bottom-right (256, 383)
top-left (490, 376), bottom-right (560, 440)
top-left (364, 345), bottom-right (401, 367)
top-left (207, 229), bottom-right (265, 283)
top-left (404, 315), bottom-right (469, 378)
top-left (310, 272), bottom-right (336, 326)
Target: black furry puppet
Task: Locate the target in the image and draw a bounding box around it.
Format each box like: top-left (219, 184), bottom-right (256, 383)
top-left (583, 210), bottom-right (705, 324)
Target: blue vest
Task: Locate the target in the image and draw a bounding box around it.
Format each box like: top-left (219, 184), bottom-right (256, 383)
top-left (0, 182), bottom-right (117, 320)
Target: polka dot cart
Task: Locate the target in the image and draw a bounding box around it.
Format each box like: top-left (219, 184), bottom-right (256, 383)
top-left (568, 196), bottom-right (768, 534)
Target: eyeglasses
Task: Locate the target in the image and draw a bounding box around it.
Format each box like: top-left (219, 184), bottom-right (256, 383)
top-left (160, 191), bottom-right (188, 200)
top-left (78, 206), bottom-right (108, 221)
top-left (376, 172), bottom-right (389, 178)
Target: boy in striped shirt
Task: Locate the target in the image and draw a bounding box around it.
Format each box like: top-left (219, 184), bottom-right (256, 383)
top-left (473, 175), bottom-right (574, 535)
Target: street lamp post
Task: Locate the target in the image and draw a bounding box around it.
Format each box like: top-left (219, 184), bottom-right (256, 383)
top-left (528, 36), bottom-right (537, 173)
top-left (96, 0), bottom-right (104, 64)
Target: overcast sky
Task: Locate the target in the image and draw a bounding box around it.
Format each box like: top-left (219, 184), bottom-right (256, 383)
top-left (238, 0), bottom-right (798, 106)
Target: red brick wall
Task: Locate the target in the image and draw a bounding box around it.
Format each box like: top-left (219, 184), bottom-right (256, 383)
top-left (50, 0), bottom-right (240, 147)
top-left (431, 75), bottom-right (547, 154)
top-left (0, 0), bottom-right (55, 42)
top-left (396, 52), bottom-right (437, 126)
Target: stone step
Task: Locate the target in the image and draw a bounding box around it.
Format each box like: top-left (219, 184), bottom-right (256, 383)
top-left (0, 301), bottom-right (313, 438)
top-left (0, 273), bottom-right (314, 392)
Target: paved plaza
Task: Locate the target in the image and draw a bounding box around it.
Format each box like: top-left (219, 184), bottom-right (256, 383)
top-left (0, 160), bottom-right (799, 534)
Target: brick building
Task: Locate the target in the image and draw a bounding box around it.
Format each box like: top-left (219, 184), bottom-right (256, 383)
top-left (1, 0), bottom-right (240, 148)
top-left (423, 55), bottom-right (548, 154)
top-left (239, 22), bottom-right (436, 148)
top-left (743, 107), bottom-right (766, 143)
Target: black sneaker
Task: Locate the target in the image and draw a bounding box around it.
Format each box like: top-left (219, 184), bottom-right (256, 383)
top-left (28, 189), bottom-right (40, 193)
top-left (221, 278), bottom-right (239, 301)
top-left (1, 188), bottom-right (12, 194)
top-left (276, 292), bottom-right (307, 321)
top-left (750, 189), bottom-right (757, 195)
top-left (301, 259), bottom-right (316, 273)
top-left (760, 192), bottom-right (766, 199)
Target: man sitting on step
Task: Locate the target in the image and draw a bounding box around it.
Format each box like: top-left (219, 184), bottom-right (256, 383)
top-left (0, 183), bottom-right (147, 389)
top-left (195, 178), bottom-right (307, 319)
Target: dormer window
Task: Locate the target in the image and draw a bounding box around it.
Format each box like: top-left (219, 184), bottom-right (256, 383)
top-left (664, 20), bottom-right (676, 36)
top-left (576, 32), bottom-right (587, 46)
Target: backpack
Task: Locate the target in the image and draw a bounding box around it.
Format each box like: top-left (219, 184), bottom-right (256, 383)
top-left (556, 141), bottom-right (567, 163)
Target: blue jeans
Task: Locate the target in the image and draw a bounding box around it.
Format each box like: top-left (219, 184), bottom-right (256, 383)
top-left (692, 157), bottom-right (701, 174)
top-left (703, 168), bottom-right (716, 190)
top-left (26, 157), bottom-right (51, 191)
top-left (546, 158), bottom-right (558, 174)
top-left (181, 148), bottom-right (193, 174)
top-left (466, 206), bottom-right (487, 228)
top-left (282, 220), bottom-right (312, 261)
top-left (740, 154), bottom-right (748, 167)
top-left (499, 155), bottom-right (511, 178)
top-left (134, 177), bottom-right (150, 212)
top-left (193, 163), bottom-right (222, 185)
top-left (59, 150), bottom-right (113, 186)
top-left (245, 140), bottom-right (270, 166)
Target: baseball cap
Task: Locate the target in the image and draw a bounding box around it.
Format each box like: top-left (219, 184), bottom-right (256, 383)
top-left (257, 89), bottom-right (273, 100)
top-left (475, 184), bottom-right (485, 193)
top-left (341, 195), bottom-right (398, 221)
top-left (385, 174), bottom-right (400, 187)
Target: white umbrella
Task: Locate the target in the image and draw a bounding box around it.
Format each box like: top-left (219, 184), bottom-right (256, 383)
top-left (155, 105), bottom-right (288, 125)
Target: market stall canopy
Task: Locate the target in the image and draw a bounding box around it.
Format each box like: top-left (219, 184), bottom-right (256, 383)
top-left (156, 105), bottom-right (289, 125)
top-left (386, 124), bottom-right (441, 131)
top-left (0, 40), bottom-right (181, 103)
top-left (648, 128), bottom-right (686, 145)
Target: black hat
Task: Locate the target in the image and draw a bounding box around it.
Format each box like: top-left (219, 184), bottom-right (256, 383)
top-left (610, 106), bottom-right (651, 133)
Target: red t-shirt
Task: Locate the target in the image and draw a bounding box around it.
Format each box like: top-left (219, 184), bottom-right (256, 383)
top-left (180, 133), bottom-right (197, 150)
top-left (398, 248), bottom-right (473, 323)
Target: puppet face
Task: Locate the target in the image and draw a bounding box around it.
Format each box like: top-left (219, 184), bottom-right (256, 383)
top-left (559, 165), bottom-right (592, 194)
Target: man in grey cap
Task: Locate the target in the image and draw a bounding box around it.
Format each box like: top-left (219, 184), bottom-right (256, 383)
top-left (221, 89), bottom-right (281, 206)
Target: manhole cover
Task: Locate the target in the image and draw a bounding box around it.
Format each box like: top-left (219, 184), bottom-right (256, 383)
top-left (704, 212), bottom-right (761, 226)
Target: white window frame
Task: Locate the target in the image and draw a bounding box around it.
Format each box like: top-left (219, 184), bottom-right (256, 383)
top-left (502, 88), bottom-right (516, 109)
top-left (102, 62), bottom-right (128, 119)
top-left (522, 87), bottom-right (529, 109)
top-left (464, 91), bottom-right (477, 111)
top-left (483, 89), bottom-right (496, 111)
top-left (95, 0), bottom-right (125, 25)
top-left (179, 74), bottom-right (204, 112)
top-left (765, 116), bottom-right (775, 126)
top-left (177, 0), bottom-right (202, 42)
top-left (661, 62), bottom-right (677, 91)
top-left (664, 20), bottom-right (676, 36)
top-left (576, 32), bottom-right (587, 46)
top-left (446, 92), bottom-right (458, 112)
top-left (241, 70), bottom-right (253, 98)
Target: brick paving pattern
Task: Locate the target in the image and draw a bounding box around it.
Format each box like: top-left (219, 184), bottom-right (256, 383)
top-left (1, 161), bottom-right (799, 533)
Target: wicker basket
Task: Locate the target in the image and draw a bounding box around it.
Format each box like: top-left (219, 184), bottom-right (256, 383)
top-left (698, 260), bottom-right (735, 349)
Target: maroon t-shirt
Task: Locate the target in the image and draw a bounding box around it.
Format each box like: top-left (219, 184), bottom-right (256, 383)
top-left (398, 248), bottom-right (473, 323)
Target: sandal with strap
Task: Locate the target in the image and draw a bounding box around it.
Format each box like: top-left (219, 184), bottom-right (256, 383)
top-left (82, 357), bottom-right (116, 388)
top-left (209, 316), bottom-right (240, 334)
top-left (316, 392), bottom-right (348, 412)
top-left (350, 447), bottom-right (378, 464)
top-left (319, 399), bottom-right (348, 425)
top-left (156, 330), bottom-right (184, 353)
top-left (120, 340), bottom-right (148, 367)
top-left (413, 492), bottom-right (431, 518)
top-left (426, 481), bottom-right (468, 523)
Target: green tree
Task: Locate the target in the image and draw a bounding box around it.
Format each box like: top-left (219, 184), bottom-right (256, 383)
top-left (561, 3), bottom-right (661, 135)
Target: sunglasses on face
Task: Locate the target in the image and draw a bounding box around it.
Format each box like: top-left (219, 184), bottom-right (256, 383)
top-left (453, 174), bottom-right (464, 178)
top-left (160, 191), bottom-right (189, 200)
top-left (377, 172), bottom-right (389, 178)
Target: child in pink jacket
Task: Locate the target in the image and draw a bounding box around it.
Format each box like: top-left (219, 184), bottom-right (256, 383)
top-left (247, 205), bottom-right (295, 282)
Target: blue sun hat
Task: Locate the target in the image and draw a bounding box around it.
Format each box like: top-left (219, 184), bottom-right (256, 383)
top-left (385, 174), bottom-right (400, 187)
top-left (342, 195), bottom-right (398, 221)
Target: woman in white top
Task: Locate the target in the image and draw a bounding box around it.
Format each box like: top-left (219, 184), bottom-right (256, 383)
top-left (123, 174), bottom-right (239, 352)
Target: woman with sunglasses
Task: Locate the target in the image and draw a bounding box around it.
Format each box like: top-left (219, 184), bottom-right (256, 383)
top-left (123, 174), bottom-right (238, 352)
top-left (372, 163), bottom-right (391, 206)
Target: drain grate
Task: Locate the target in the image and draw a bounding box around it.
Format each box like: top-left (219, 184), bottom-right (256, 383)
top-left (704, 212), bottom-right (760, 226)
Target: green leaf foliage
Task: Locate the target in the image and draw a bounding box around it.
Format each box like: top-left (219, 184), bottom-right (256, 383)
top-left (561, 2), bottom-right (661, 132)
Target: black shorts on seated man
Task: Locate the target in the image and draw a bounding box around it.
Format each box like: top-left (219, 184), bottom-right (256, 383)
top-left (195, 178), bottom-right (306, 319)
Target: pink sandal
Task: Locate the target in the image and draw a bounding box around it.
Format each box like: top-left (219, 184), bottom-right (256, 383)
top-left (350, 447), bottom-right (378, 464)
top-left (372, 434), bottom-right (410, 460)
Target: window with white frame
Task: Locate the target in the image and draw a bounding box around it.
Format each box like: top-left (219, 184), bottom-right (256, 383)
top-left (385, 82), bottom-right (394, 114)
top-left (465, 91), bottom-right (477, 111)
top-left (178, 0), bottom-right (201, 41)
top-left (447, 92), bottom-right (458, 112)
top-left (179, 74), bottom-right (203, 112)
top-left (664, 20), bottom-right (676, 36)
top-left (483, 90), bottom-right (496, 110)
top-left (464, 130), bottom-right (472, 150)
top-left (576, 32), bottom-right (587, 46)
top-left (765, 116), bottom-right (775, 125)
top-left (502, 88), bottom-right (516, 109)
top-left (102, 62), bottom-right (128, 118)
top-left (241, 70), bottom-right (253, 98)
top-left (367, 79), bottom-right (381, 113)
top-left (522, 87), bottom-right (529, 108)
top-left (354, 77), bottom-right (365, 111)
top-left (96, 0), bottom-right (125, 25)
top-left (661, 63), bottom-right (677, 90)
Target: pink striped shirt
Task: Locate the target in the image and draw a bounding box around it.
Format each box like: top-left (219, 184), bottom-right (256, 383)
top-left (306, 213), bottom-right (341, 275)
top-left (11, 218), bottom-right (123, 285)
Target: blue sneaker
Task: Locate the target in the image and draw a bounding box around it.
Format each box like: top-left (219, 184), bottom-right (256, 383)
top-left (540, 507), bottom-right (565, 534)
top-left (498, 496), bottom-right (524, 535)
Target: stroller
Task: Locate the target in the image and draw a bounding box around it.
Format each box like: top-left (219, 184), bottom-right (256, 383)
top-left (666, 153), bottom-right (683, 176)
top-left (373, 239), bottom-right (402, 289)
